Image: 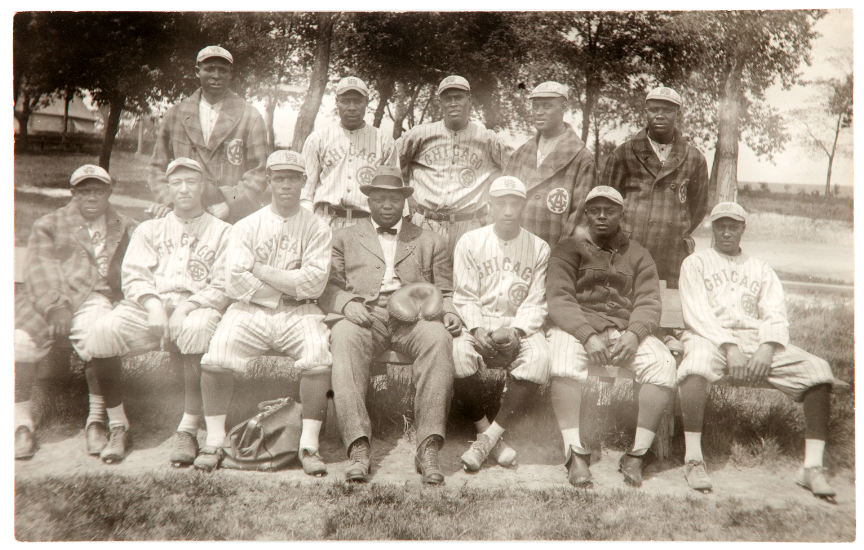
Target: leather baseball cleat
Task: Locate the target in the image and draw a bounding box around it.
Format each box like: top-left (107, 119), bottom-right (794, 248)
top-left (460, 433), bottom-right (493, 472)
top-left (300, 448), bottom-right (328, 477)
top-left (797, 466), bottom-right (837, 499)
top-left (415, 436), bottom-right (444, 485)
top-left (170, 431), bottom-right (199, 468)
top-left (684, 460), bottom-right (713, 492)
top-left (619, 452), bottom-right (645, 487)
top-left (100, 426), bottom-right (130, 464)
top-left (345, 439), bottom-right (371, 482)
top-left (566, 447), bottom-right (592, 487)
top-left (490, 437), bottom-right (518, 467)
top-left (15, 426), bottom-right (36, 460)
top-left (193, 446), bottom-right (224, 472)
top-left (86, 422), bottom-right (109, 456)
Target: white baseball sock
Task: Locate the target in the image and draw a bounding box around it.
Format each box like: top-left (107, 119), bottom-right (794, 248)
top-left (684, 431), bottom-right (704, 463)
top-left (299, 419), bottom-right (323, 452)
top-left (106, 404), bottom-right (129, 430)
top-left (482, 422), bottom-right (504, 447)
top-left (561, 427), bottom-right (587, 456)
top-left (203, 415), bottom-right (227, 448)
top-left (630, 427), bottom-right (655, 456)
top-left (86, 394), bottom-right (106, 427)
top-left (15, 401), bottom-right (33, 431)
top-left (176, 413), bottom-right (200, 435)
top-left (803, 439), bottom-right (826, 468)
top-left (473, 416), bottom-right (491, 434)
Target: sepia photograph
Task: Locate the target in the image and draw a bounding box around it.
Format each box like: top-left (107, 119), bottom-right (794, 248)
top-left (11, 8), bottom-right (855, 541)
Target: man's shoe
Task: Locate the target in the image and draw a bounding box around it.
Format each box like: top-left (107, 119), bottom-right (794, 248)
top-left (566, 447), bottom-right (592, 487)
top-left (100, 426), bottom-right (130, 464)
top-left (619, 452), bottom-right (645, 487)
top-left (15, 426), bottom-right (36, 460)
top-left (797, 466), bottom-right (837, 499)
top-left (415, 437), bottom-right (444, 485)
top-left (170, 431), bottom-right (199, 468)
top-left (345, 439), bottom-right (371, 482)
top-left (490, 437), bottom-right (518, 467)
top-left (684, 460), bottom-right (713, 492)
top-left (86, 422), bottom-right (109, 456)
top-left (193, 446), bottom-right (224, 472)
top-left (300, 448), bottom-right (328, 477)
top-left (460, 434), bottom-right (493, 472)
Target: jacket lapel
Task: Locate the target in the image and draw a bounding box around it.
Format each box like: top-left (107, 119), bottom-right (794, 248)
top-left (67, 205), bottom-right (95, 259)
top-left (355, 219), bottom-right (385, 262)
top-left (631, 129), bottom-right (661, 179)
top-left (654, 130), bottom-right (688, 182)
top-left (206, 92), bottom-right (244, 152)
top-left (179, 89), bottom-right (209, 153)
top-left (103, 206), bottom-right (126, 260)
top-left (394, 221), bottom-right (420, 266)
top-left (532, 124), bottom-right (584, 188)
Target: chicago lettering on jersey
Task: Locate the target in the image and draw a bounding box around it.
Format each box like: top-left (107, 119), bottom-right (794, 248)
top-left (320, 143), bottom-right (378, 170)
top-left (475, 254), bottom-right (534, 282)
top-left (155, 235), bottom-right (218, 265)
top-left (702, 268), bottom-right (762, 295)
top-left (254, 234), bottom-right (301, 262)
top-left (421, 143), bottom-right (483, 169)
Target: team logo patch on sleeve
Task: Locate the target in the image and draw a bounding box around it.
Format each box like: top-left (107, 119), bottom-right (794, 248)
top-left (356, 165), bottom-right (376, 185)
top-left (508, 282), bottom-right (529, 307)
top-left (226, 139), bottom-right (244, 166)
top-left (187, 259), bottom-right (211, 282)
top-left (459, 168), bottom-right (476, 187)
top-left (677, 180), bottom-right (688, 204)
top-left (546, 187), bottom-right (570, 214)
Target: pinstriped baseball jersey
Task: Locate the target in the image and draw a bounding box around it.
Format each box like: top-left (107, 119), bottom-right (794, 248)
top-left (398, 120), bottom-right (511, 213)
top-left (224, 205), bottom-right (332, 307)
top-left (679, 247), bottom-right (788, 354)
top-left (122, 212), bottom-right (231, 310)
top-left (301, 122), bottom-right (398, 212)
top-left (453, 225), bottom-right (549, 336)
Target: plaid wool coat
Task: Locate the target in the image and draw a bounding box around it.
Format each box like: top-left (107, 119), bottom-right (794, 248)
top-left (504, 124), bottom-right (596, 246)
top-left (149, 89), bottom-right (270, 223)
top-left (598, 128), bottom-right (710, 286)
top-left (16, 202), bottom-right (136, 338)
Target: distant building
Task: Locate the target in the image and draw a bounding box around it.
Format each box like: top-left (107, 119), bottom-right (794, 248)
top-left (14, 94), bottom-right (100, 136)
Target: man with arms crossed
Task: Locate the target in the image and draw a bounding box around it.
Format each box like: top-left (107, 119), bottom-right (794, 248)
top-left (320, 166), bottom-right (460, 485)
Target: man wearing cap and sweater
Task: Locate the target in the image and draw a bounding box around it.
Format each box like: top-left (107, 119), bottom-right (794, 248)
top-left (677, 201), bottom-right (837, 498)
top-left (301, 76), bottom-right (398, 228)
top-left (320, 165), bottom-right (459, 485)
top-left (546, 186), bottom-right (676, 488)
top-left (452, 176), bottom-right (551, 472)
top-left (505, 81), bottom-right (595, 245)
top-left (195, 150), bottom-right (333, 476)
top-left (15, 165), bottom-right (136, 460)
top-left (598, 86), bottom-right (710, 286)
top-left (86, 157), bottom-right (232, 465)
top-left (398, 75), bottom-right (512, 253)
top-left (149, 45), bottom-right (269, 224)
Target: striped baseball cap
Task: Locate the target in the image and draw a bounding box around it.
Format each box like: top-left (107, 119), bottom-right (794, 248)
top-left (529, 81), bottom-right (569, 101)
top-left (166, 157), bottom-right (203, 176)
top-left (266, 150), bottom-right (305, 173)
top-left (646, 86), bottom-right (682, 107)
top-left (488, 176), bottom-right (526, 199)
top-left (585, 186), bottom-right (624, 207)
top-left (197, 45), bottom-right (233, 65)
top-left (709, 201), bottom-right (747, 222)
top-left (69, 164), bottom-right (112, 187)
top-left (438, 75), bottom-right (470, 95)
top-left (336, 76), bottom-right (369, 97)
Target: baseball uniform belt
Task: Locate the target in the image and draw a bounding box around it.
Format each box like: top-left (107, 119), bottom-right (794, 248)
top-left (411, 202), bottom-right (487, 222)
top-left (280, 296), bottom-right (315, 306)
top-left (317, 203), bottom-right (371, 220)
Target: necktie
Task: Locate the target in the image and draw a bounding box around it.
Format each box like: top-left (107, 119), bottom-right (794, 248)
top-left (376, 226), bottom-right (397, 236)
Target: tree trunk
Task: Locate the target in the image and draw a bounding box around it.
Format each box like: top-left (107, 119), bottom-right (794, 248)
top-left (713, 68), bottom-right (742, 203)
top-left (825, 113), bottom-right (843, 197)
top-left (99, 94), bottom-right (125, 170)
top-left (373, 78), bottom-right (395, 128)
top-left (593, 116), bottom-right (601, 167)
top-left (264, 87), bottom-right (278, 149)
top-left (14, 97), bottom-right (33, 152)
top-left (291, 13), bottom-right (336, 151)
top-left (581, 85), bottom-right (597, 144)
top-left (136, 117), bottom-right (145, 154)
top-left (61, 92), bottom-right (71, 144)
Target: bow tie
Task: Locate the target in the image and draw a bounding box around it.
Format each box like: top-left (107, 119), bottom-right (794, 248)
top-left (376, 226), bottom-right (397, 235)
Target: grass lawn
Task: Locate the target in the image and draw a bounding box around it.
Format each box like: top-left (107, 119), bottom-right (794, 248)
top-left (14, 150), bottom-right (152, 199)
top-left (737, 190), bottom-right (853, 223)
top-left (15, 473), bottom-right (853, 541)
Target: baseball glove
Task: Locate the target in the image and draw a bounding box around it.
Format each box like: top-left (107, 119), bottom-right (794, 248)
top-left (483, 327), bottom-right (521, 370)
top-left (387, 282), bottom-right (444, 324)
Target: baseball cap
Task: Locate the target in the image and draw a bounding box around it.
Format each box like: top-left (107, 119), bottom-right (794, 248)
top-left (488, 176), bottom-right (527, 199)
top-left (708, 201), bottom-right (747, 223)
top-left (266, 150), bottom-right (305, 173)
top-left (529, 81), bottom-right (569, 101)
top-left (197, 45), bottom-right (233, 65)
top-left (70, 164), bottom-right (112, 187)
top-left (360, 165), bottom-right (413, 196)
top-left (438, 75), bottom-right (470, 95)
top-left (336, 76), bottom-right (369, 97)
top-left (585, 186), bottom-right (624, 207)
top-left (645, 86), bottom-right (682, 107)
top-left (166, 157), bottom-right (203, 177)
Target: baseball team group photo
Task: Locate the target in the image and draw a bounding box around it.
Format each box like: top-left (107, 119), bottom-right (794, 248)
top-left (11, 9), bottom-right (855, 542)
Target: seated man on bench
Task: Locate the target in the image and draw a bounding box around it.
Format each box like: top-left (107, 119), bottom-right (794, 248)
top-left (546, 186), bottom-right (676, 488)
top-left (677, 202), bottom-right (837, 499)
top-left (319, 165), bottom-right (460, 485)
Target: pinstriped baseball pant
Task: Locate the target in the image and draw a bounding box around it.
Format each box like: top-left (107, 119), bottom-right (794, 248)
top-left (453, 331), bottom-right (551, 384)
top-left (547, 326), bottom-right (677, 389)
top-left (410, 213), bottom-right (486, 256)
top-left (678, 331), bottom-right (834, 402)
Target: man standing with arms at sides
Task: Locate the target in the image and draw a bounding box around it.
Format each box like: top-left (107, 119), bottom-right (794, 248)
top-left (195, 150), bottom-right (333, 476)
top-left (505, 81), bottom-right (595, 245)
top-left (319, 166), bottom-right (459, 485)
top-left (149, 46), bottom-right (269, 224)
top-left (398, 75), bottom-right (512, 253)
top-left (302, 76), bottom-right (398, 228)
top-left (598, 86), bottom-right (710, 286)
top-left (546, 186), bottom-right (676, 488)
top-left (451, 176), bottom-right (550, 472)
top-left (677, 202), bottom-right (837, 499)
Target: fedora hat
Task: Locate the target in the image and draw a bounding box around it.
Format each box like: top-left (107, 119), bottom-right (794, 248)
top-left (360, 166), bottom-right (414, 196)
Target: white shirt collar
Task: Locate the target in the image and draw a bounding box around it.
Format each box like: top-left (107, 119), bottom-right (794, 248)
top-left (370, 217), bottom-right (402, 234)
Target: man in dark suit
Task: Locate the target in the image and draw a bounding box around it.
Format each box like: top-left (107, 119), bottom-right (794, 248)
top-left (319, 166), bottom-right (461, 485)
